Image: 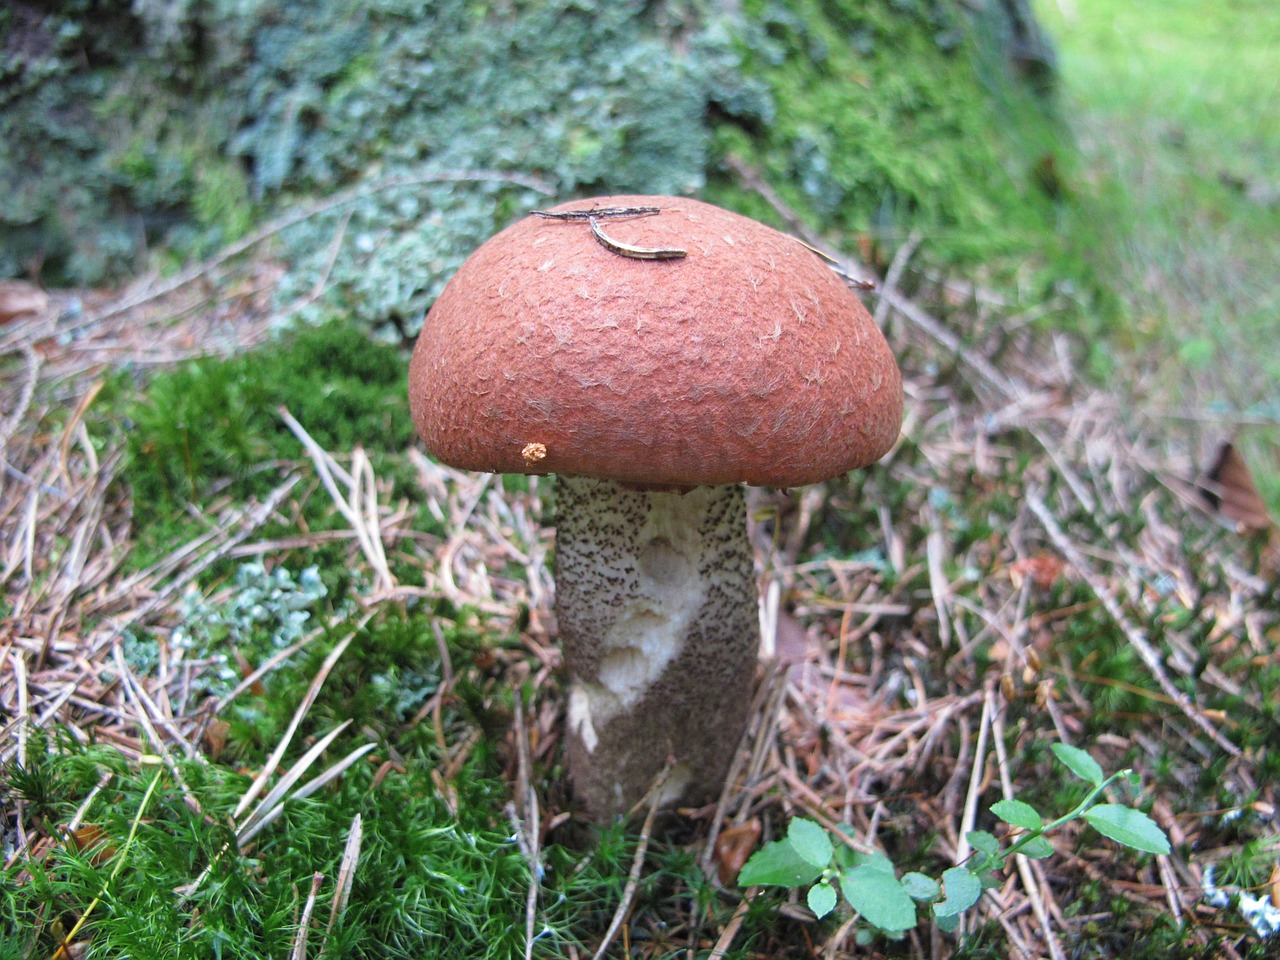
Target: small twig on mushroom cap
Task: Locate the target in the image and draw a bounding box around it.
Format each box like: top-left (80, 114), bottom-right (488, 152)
top-left (587, 216), bottom-right (687, 260)
top-left (530, 204), bottom-right (688, 259)
top-left (530, 205), bottom-right (662, 221)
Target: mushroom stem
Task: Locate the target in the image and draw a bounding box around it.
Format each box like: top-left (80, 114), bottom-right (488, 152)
top-left (555, 476), bottom-right (758, 820)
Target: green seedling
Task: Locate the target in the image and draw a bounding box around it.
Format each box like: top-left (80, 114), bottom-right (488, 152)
top-left (739, 743), bottom-right (1170, 937)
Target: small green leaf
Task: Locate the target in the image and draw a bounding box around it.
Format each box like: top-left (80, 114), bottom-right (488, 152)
top-left (1083, 805), bottom-right (1171, 855)
top-left (839, 865), bottom-right (918, 932)
top-left (808, 881), bottom-right (838, 919)
top-left (1019, 836), bottom-right (1055, 859)
top-left (976, 868), bottom-right (1004, 889)
top-left (991, 798), bottom-right (1042, 831)
top-left (1051, 743), bottom-right (1104, 786)
top-left (901, 872), bottom-right (941, 901)
top-left (849, 849), bottom-right (897, 875)
top-left (832, 827), bottom-right (859, 868)
top-left (965, 830), bottom-right (1000, 857)
top-left (739, 839), bottom-right (826, 887)
top-left (788, 818), bottom-right (834, 869)
top-left (935, 911), bottom-right (960, 934)
top-left (933, 867), bottom-right (983, 918)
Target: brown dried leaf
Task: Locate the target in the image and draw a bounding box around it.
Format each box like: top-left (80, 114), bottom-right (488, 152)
top-left (714, 818), bottom-right (762, 886)
top-left (1200, 441), bottom-right (1277, 534)
top-left (232, 647), bottom-right (266, 697)
top-left (1010, 553), bottom-right (1065, 590)
top-left (51, 936), bottom-right (86, 960)
top-left (203, 718), bottom-right (231, 763)
top-left (66, 824), bottom-right (116, 866)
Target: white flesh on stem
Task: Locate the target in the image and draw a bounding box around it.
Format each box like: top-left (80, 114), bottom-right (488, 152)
top-left (556, 476), bottom-right (758, 820)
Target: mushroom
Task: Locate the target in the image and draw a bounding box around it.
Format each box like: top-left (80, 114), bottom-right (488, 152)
top-left (408, 195), bottom-right (902, 820)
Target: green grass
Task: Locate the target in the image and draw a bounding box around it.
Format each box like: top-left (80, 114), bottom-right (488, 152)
top-left (1035, 0), bottom-right (1280, 507)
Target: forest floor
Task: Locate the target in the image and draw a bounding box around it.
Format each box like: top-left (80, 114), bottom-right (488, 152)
top-left (2, 165), bottom-right (1276, 958)
top-left (2, 4), bottom-right (1279, 959)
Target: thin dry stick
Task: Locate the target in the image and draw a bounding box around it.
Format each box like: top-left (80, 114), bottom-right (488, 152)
top-left (4, 650), bottom-right (32, 866)
top-left (278, 409), bottom-right (394, 593)
top-left (989, 690), bottom-right (1066, 960)
top-left (591, 768), bottom-right (670, 960)
top-left (65, 167), bottom-right (554, 334)
top-left (64, 770), bottom-right (114, 838)
top-left (925, 500), bottom-right (954, 648)
top-left (56, 379), bottom-right (104, 486)
top-left (351, 447), bottom-right (393, 593)
top-left (434, 473), bottom-right (494, 605)
top-left (53, 765), bottom-right (164, 960)
top-left (89, 473), bottom-right (302, 654)
top-left (214, 627), bottom-right (328, 714)
top-left (1156, 853), bottom-right (1184, 927)
top-left (728, 154), bottom-right (1017, 399)
top-left (700, 665), bottom-right (788, 876)
top-left (234, 634), bottom-right (354, 820)
top-left (956, 688), bottom-right (994, 868)
top-left (881, 280), bottom-right (1021, 400)
top-left (872, 231), bottom-right (922, 331)
top-left (708, 891), bottom-right (757, 960)
top-left (824, 913), bottom-right (861, 960)
top-left (11, 651), bottom-right (29, 771)
top-left (110, 644), bottom-right (202, 815)
top-left (324, 814), bottom-right (363, 943)
top-left (112, 643), bottom-right (198, 759)
top-left (1026, 491), bottom-right (1240, 756)
top-left (283, 207), bottom-right (352, 317)
top-left (178, 728), bottom-right (370, 903)
top-left (0, 341), bottom-right (40, 452)
top-left (291, 872), bottom-right (325, 960)
top-left (238, 736), bottom-right (377, 845)
top-left (511, 697), bottom-right (542, 960)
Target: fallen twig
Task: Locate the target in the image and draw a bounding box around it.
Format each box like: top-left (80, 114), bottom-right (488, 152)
top-left (591, 766), bottom-right (671, 960)
top-left (67, 168), bottom-right (554, 336)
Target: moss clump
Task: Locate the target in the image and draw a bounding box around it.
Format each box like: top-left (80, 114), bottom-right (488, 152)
top-left (0, 1), bottom-right (258, 284)
top-left (123, 319), bottom-right (412, 537)
top-left (1, 0), bottom-right (768, 314)
top-left (708, 0), bottom-right (1072, 270)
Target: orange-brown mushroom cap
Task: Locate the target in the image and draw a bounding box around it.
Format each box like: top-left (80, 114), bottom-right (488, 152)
top-left (409, 195), bottom-right (902, 489)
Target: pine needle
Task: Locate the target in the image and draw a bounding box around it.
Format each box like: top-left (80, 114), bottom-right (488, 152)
top-left (234, 634), bottom-right (354, 820)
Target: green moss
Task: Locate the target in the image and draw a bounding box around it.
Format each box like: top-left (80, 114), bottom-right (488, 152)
top-left (707, 0), bottom-right (1061, 259)
top-left (114, 318), bottom-right (415, 576)
top-left (0, 731), bottom-right (528, 959)
top-left (1, 605), bottom-right (703, 959)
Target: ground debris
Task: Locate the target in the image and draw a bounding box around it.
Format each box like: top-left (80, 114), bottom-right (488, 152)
top-left (1, 184), bottom-right (1276, 958)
